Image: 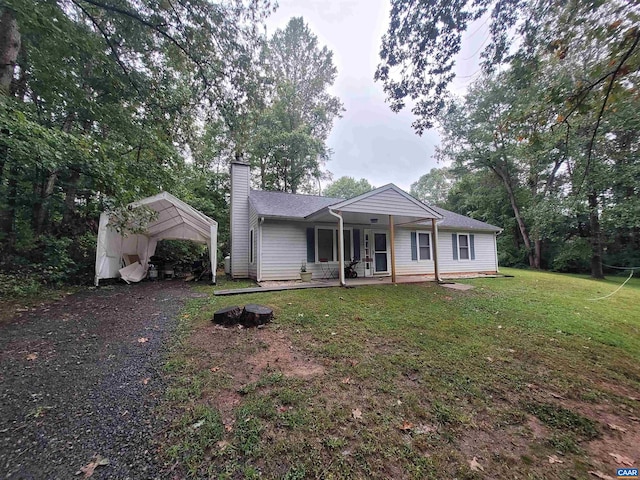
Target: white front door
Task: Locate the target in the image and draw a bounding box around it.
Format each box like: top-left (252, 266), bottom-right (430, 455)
top-left (373, 232), bottom-right (389, 274)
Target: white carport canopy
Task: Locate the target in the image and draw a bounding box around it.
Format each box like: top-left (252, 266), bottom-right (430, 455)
top-left (94, 192), bottom-right (218, 285)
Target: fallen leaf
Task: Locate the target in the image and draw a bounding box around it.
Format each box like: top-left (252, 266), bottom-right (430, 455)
top-left (224, 424), bottom-right (233, 432)
top-left (341, 377), bottom-right (351, 384)
top-left (210, 366), bottom-right (221, 373)
top-left (140, 377), bottom-right (150, 385)
top-left (79, 454), bottom-right (109, 478)
top-left (507, 348), bottom-right (516, 353)
top-left (277, 406), bottom-right (288, 413)
top-left (589, 471), bottom-right (615, 480)
top-left (609, 452), bottom-right (633, 466)
top-left (396, 399), bottom-right (403, 406)
top-left (550, 392), bottom-right (564, 399)
top-left (349, 359), bottom-right (358, 367)
top-left (469, 457), bottom-right (484, 472)
top-left (548, 455), bottom-right (564, 464)
top-left (191, 420), bottom-right (205, 429)
top-left (137, 337), bottom-right (149, 343)
top-left (399, 421), bottom-right (414, 431)
top-left (608, 423), bottom-right (627, 433)
top-left (26, 353), bottom-right (38, 361)
top-left (414, 424), bottom-right (437, 434)
top-left (216, 440), bottom-right (230, 451)
top-left (486, 357), bottom-right (494, 362)
top-left (352, 408), bottom-right (362, 420)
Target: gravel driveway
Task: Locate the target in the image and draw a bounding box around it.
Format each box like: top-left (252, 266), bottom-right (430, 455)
top-left (0, 281), bottom-right (196, 480)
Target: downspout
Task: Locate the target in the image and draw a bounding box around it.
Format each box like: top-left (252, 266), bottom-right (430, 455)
top-left (328, 209), bottom-right (346, 286)
top-left (432, 218), bottom-right (443, 283)
top-left (258, 217), bottom-right (264, 282)
top-left (494, 231), bottom-right (500, 273)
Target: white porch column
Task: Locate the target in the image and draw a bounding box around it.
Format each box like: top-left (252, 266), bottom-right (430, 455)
top-left (390, 214), bottom-right (396, 283)
top-left (431, 218), bottom-right (440, 282)
top-left (329, 209), bottom-right (346, 286)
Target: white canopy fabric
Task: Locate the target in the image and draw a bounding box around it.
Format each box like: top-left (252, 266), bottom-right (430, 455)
top-left (94, 192), bottom-right (218, 285)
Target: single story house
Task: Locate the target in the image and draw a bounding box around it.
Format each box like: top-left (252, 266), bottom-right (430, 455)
top-left (229, 161), bottom-right (501, 284)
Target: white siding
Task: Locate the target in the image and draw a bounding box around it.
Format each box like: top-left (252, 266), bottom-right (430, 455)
top-left (259, 222), bottom-right (498, 281)
top-left (437, 231), bottom-right (498, 274)
top-left (341, 188), bottom-right (434, 218)
top-left (260, 221), bottom-right (368, 281)
top-left (248, 206), bottom-right (258, 279)
top-left (230, 162), bottom-right (250, 277)
top-left (394, 228), bottom-right (435, 275)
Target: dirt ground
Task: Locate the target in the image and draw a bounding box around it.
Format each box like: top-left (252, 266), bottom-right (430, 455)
top-left (0, 281), bottom-right (198, 480)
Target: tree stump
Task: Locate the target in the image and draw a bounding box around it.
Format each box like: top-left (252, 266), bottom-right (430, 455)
top-left (212, 305), bottom-right (243, 326)
top-left (240, 304), bottom-right (273, 327)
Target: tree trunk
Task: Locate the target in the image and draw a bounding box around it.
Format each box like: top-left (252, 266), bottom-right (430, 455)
top-left (534, 238), bottom-right (542, 269)
top-left (588, 191), bottom-right (605, 279)
top-left (492, 166), bottom-right (537, 268)
top-left (0, 8), bottom-right (21, 94)
top-left (0, 161), bottom-right (18, 249)
top-left (61, 169), bottom-right (81, 231)
top-left (32, 169), bottom-right (58, 235)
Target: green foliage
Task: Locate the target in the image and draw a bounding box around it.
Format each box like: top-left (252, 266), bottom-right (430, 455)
top-left (410, 168), bottom-right (452, 205)
top-left (323, 176), bottom-right (373, 199)
top-left (0, 0), bottom-right (273, 285)
top-left (250, 17), bottom-right (343, 194)
top-left (551, 238), bottom-right (591, 273)
top-left (0, 273), bottom-right (41, 297)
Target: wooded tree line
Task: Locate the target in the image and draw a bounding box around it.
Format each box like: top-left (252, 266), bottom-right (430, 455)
top-left (0, 0), bottom-right (341, 288)
top-left (382, 0), bottom-right (640, 278)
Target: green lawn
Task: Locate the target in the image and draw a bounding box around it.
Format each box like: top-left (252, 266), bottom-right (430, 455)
top-left (162, 268), bottom-right (640, 479)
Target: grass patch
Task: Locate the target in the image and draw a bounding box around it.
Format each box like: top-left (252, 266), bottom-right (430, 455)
top-left (160, 267), bottom-right (640, 478)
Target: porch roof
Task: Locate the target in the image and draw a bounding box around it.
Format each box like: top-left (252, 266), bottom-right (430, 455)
top-left (306, 184), bottom-right (442, 223)
top-left (248, 186), bottom-right (501, 232)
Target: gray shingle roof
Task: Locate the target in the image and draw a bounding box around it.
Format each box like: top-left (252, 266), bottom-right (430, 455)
top-left (249, 190), bottom-right (343, 218)
top-left (430, 205), bottom-right (501, 232)
top-left (249, 189), bottom-right (501, 232)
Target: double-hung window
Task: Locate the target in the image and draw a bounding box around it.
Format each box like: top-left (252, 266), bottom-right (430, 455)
top-left (316, 227), bottom-right (353, 262)
top-left (418, 232), bottom-right (431, 260)
top-left (458, 234), bottom-right (470, 260)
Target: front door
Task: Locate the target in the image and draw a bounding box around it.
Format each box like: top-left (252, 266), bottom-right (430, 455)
top-left (373, 232), bottom-right (389, 274)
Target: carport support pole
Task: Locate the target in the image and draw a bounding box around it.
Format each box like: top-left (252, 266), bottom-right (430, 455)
top-left (390, 214), bottom-right (396, 284)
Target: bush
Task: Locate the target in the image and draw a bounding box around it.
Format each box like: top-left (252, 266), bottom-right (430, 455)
top-left (551, 237), bottom-right (591, 273)
top-left (0, 273), bottom-right (42, 297)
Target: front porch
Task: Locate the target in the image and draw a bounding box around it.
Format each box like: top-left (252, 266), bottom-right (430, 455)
top-left (214, 272), bottom-right (503, 296)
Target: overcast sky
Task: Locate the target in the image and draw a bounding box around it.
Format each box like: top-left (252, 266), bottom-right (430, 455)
top-left (265, 0), bottom-right (485, 192)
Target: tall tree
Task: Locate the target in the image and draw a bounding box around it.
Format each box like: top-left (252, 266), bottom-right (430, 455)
top-left (250, 17), bottom-right (343, 193)
top-left (323, 176), bottom-right (373, 199)
top-left (410, 168), bottom-right (452, 205)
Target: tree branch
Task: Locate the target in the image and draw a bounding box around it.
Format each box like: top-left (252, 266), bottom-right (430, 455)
top-left (574, 28), bottom-right (640, 199)
top-left (70, 0), bottom-right (141, 95)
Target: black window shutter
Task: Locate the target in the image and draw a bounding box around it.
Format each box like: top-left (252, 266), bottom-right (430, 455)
top-left (306, 227), bottom-right (315, 263)
top-left (353, 229), bottom-right (361, 260)
top-left (470, 234), bottom-right (475, 260)
top-left (452, 234), bottom-right (458, 260)
top-left (411, 232), bottom-right (417, 260)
